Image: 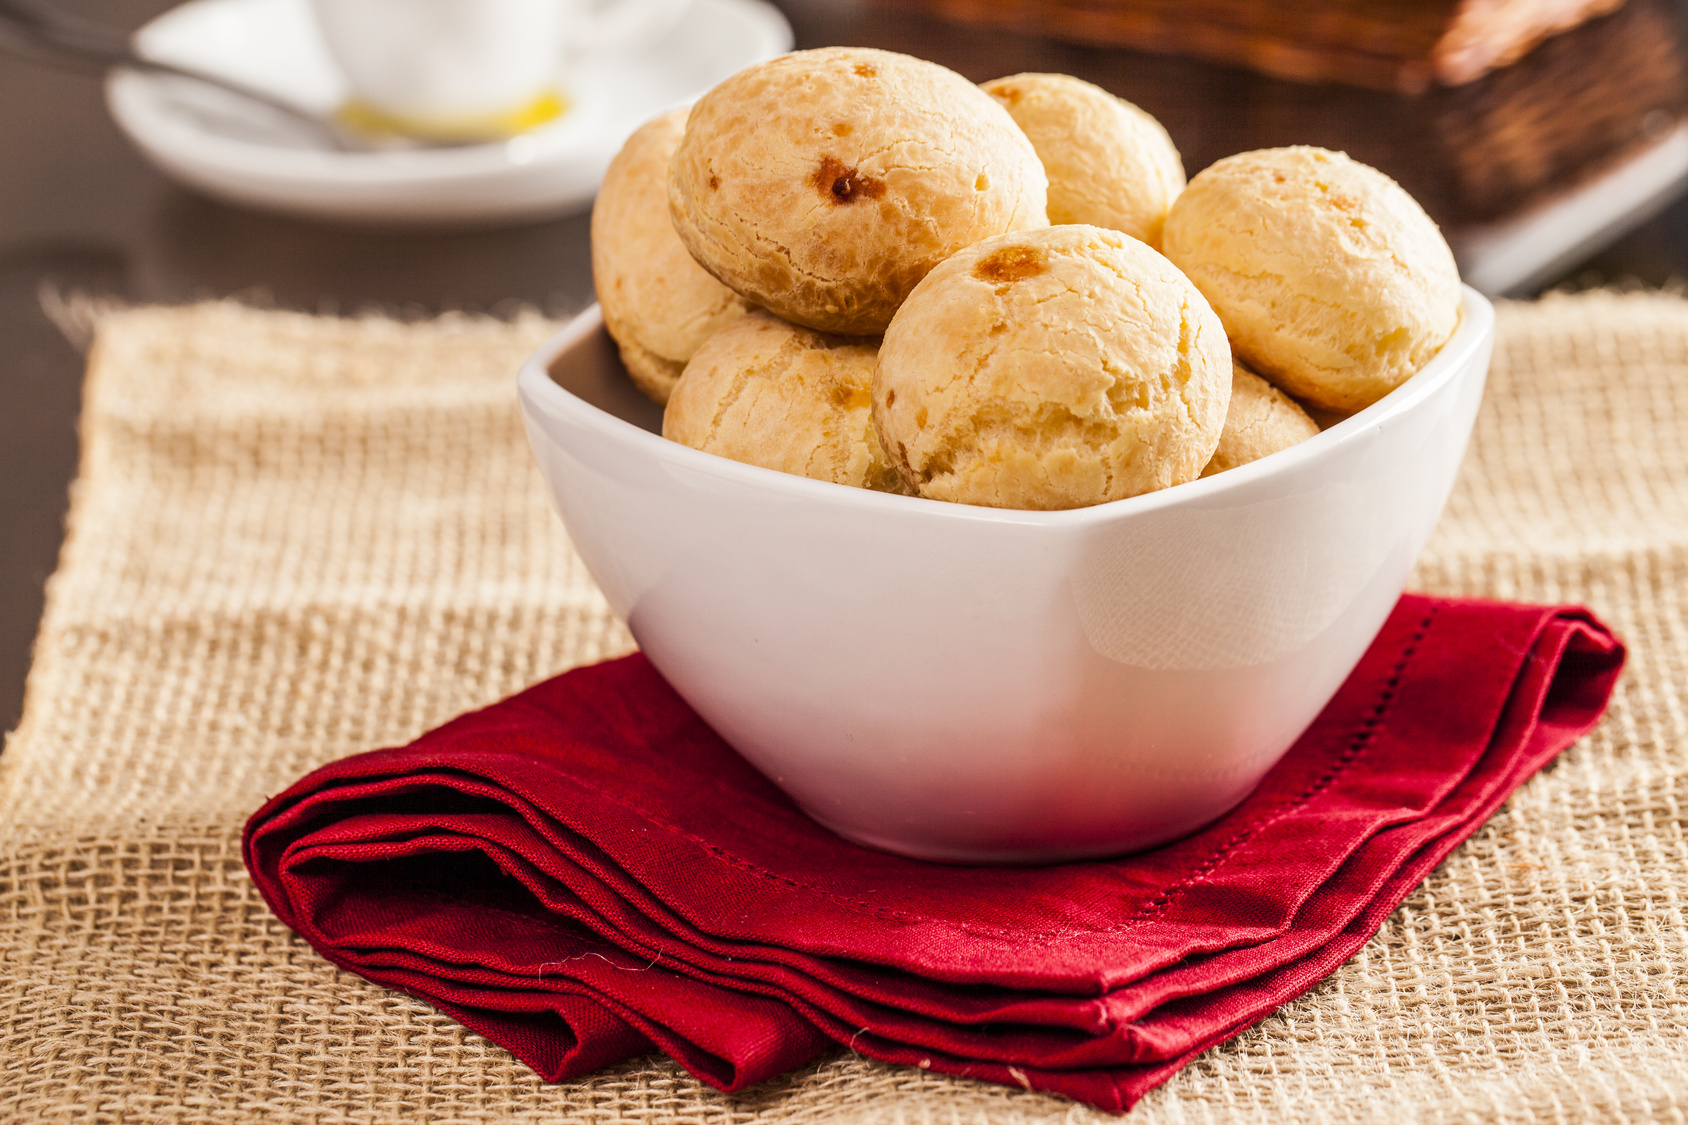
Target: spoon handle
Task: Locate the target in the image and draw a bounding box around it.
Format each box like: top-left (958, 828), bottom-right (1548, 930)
top-left (0, 0), bottom-right (361, 152)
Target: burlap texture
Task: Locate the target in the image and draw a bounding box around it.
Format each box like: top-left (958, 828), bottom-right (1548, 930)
top-left (1, 292), bottom-right (1684, 1123)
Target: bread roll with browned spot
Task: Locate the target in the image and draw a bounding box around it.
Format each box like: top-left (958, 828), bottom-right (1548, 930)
top-left (875, 225), bottom-right (1230, 510)
top-left (982, 72), bottom-right (1183, 248)
top-left (1201, 362), bottom-right (1321, 477)
top-left (663, 311), bottom-right (910, 493)
top-left (591, 107), bottom-right (753, 404)
top-left (669, 47), bottom-right (1049, 336)
top-left (1162, 146), bottom-right (1460, 414)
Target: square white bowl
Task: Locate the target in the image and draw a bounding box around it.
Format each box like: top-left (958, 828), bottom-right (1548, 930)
top-left (519, 287), bottom-right (1494, 863)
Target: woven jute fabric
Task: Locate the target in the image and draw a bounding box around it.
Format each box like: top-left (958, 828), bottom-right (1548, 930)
top-left (1, 292), bottom-right (1684, 1123)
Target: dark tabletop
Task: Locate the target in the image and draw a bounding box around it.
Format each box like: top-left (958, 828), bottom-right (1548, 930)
top-left (5, 0), bottom-right (1688, 734)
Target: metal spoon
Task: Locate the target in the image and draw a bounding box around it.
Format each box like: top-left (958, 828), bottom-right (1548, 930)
top-left (0, 0), bottom-right (372, 152)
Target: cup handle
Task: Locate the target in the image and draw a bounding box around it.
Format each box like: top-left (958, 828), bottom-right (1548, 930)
top-left (569, 0), bottom-right (692, 54)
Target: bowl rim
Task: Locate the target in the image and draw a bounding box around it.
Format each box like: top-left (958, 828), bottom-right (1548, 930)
top-left (518, 284), bottom-right (1494, 528)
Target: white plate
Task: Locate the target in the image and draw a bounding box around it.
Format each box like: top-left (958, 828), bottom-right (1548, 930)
top-left (106, 0), bottom-right (791, 224)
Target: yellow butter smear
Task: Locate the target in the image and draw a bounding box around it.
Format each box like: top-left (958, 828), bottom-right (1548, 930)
top-left (335, 89), bottom-right (567, 143)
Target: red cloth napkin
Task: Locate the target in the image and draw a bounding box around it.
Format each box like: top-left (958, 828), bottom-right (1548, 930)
top-left (244, 595), bottom-right (1623, 1113)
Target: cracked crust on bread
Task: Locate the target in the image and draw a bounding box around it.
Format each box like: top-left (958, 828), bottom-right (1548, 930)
top-left (1162, 146), bottom-right (1460, 414)
top-left (663, 310), bottom-right (912, 492)
top-left (592, 107), bottom-right (753, 405)
top-left (874, 225), bottom-right (1230, 510)
top-left (1201, 361), bottom-right (1321, 476)
top-left (669, 47), bottom-right (1049, 336)
top-left (982, 72), bottom-right (1184, 248)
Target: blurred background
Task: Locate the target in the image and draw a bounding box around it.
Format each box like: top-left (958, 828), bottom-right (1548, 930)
top-left (5, 0), bottom-right (1688, 732)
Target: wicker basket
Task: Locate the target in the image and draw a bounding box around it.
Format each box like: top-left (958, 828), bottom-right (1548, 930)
top-left (897, 0), bottom-right (1630, 91)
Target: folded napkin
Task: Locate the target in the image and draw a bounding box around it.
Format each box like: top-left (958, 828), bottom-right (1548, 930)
top-left (244, 594), bottom-right (1622, 1113)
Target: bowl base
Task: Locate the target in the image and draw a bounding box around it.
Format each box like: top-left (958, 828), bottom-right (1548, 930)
top-left (797, 806), bottom-right (1186, 867)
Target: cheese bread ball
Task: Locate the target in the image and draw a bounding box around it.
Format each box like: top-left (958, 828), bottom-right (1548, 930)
top-left (591, 107), bottom-right (754, 404)
top-left (982, 72), bottom-right (1184, 248)
top-left (663, 311), bottom-right (910, 493)
top-left (1201, 362), bottom-right (1321, 477)
top-left (875, 225), bottom-right (1230, 510)
top-left (1161, 146), bottom-right (1460, 414)
top-left (669, 47), bottom-right (1049, 336)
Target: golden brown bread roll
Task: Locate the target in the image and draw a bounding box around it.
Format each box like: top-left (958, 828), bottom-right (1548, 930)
top-left (1201, 362), bottom-right (1322, 476)
top-left (875, 225), bottom-right (1231, 510)
top-left (591, 107), bottom-right (753, 404)
top-left (663, 310), bottom-right (910, 493)
top-left (668, 47), bottom-right (1049, 336)
top-left (982, 72), bottom-right (1184, 248)
top-left (1162, 146), bottom-right (1460, 414)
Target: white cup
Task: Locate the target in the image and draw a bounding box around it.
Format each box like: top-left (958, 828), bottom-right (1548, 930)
top-left (308, 0), bottom-right (688, 138)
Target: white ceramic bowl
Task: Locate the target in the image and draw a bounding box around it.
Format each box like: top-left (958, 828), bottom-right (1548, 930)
top-left (518, 288), bottom-right (1494, 863)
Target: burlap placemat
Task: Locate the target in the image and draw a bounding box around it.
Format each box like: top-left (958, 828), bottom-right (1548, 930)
top-left (1, 292), bottom-right (1684, 1123)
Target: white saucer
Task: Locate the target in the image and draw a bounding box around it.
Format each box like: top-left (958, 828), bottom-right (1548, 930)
top-left (106, 0), bottom-right (792, 224)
